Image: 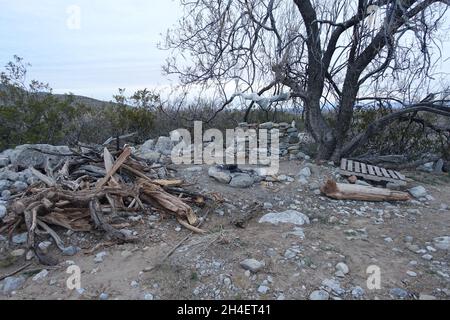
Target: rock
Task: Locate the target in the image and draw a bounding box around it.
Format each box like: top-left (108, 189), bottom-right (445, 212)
top-left (298, 167), bottom-right (311, 178)
top-left (0, 204), bottom-right (6, 219)
top-left (139, 151), bottom-right (161, 163)
top-left (99, 293), bottom-right (109, 300)
top-left (12, 181), bottom-right (28, 192)
top-left (258, 285), bottom-right (270, 294)
top-left (263, 202), bottom-right (273, 210)
top-left (8, 144), bottom-right (71, 169)
top-left (406, 271), bottom-right (417, 277)
top-left (1, 190), bottom-right (11, 201)
top-left (433, 236), bottom-right (450, 251)
top-left (355, 180), bottom-right (372, 187)
top-left (309, 182), bottom-right (320, 191)
top-left (0, 180), bottom-right (12, 192)
top-left (38, 241), bottom-right (52, 253)
top-left (94, 251), bottom-right (108, 263)
top-left (208, 166), bottom-right (232, 184)
top-left (140, 139), bottom-right (155, 153)
top-left (284, 249), bottom-right (297, 259)
top-left (335, 262), bottom-right (349, 275)
top-left (351, 286), bottom-right (365, 299)
top-left (298, 176), bottom-right (309, 185)
top-left (322, 278), bottom-right (345, 295)
top-left (185, 166), bottom-right (203, 172)
top-left (62, 246), bottom-right (80, 256)
top-left (11, 249), bottom-right (26, 257)
top-left (2, 276), bottom-right (26, 295)
top-left (240, 259), bottom-right (265, 273)
top-left (143, 293), bottom-right (154, 300)
top-left (229, 174), bottom-right (254, 188)
top-left (154, 137), bottom-right (174, 156)
top-left (0, 157), bottom-right (9, 167)
top-left (259, 210), bottom-right (310, 226)
top-left (26, 250), bottom-right (34, 261)
top-left (12, 232), bottom-right (28, 245)
top-left (389, 288), bottom-right (408, 299)
top-left (32, 269), bottom-right (49, 282)
top-left (434, 159), bottom-right (444, 173)
top-left (408, 186), bottom-right (427, 199)
top-left (259, 122), bottom-right (274, 130)
top-left (421, 254), bottom-right (433, 261)
top-left (309, 290), bottom-right (329, 300)
top-left (404, 236), bottom-right (414, 243)
top-left (440, 203), bottom-right (449, 211)
top-left (417, 162), bottom-right (434, 173)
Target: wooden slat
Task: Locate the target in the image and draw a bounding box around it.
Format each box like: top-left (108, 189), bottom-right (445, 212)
top-left (374, 166), bottom-right (383, 177)
top-left (347, 160), bottom-right (353, 172)
top-left (367, 165), bottom-right (375, 176)
top-left (380, 168), bottom-right (391, 178)
top-left (340, 159), bottom-right (347, 171)
top-left (388, 170), bottom-right (399, 180)
top-left (395, 171), bottom-right (406, 180)
top-left (361, 163), bottom-right (368, 174)
top-left (354, 161), bottom-right (361, 173)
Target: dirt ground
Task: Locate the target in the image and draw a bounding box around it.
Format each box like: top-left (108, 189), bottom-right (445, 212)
top-left (0, 160), bottom-right (449, 300)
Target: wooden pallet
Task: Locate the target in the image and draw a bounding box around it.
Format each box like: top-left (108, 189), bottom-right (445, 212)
top-left (339, 158), bottom-right (407, 186)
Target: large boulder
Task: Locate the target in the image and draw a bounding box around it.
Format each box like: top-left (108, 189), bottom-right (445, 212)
top-left (229, 173), bottom-right (254, 188)
top-left (3, 144), bottom-right (71, 169)
top-left (2, 276), bottom-right (26, 295)
top-left (155, 137), bottom-right (174, 156)
top-left (408, 186), bottom-right (428, 199)
top-left (139, 151), bottom-right (161, 163)
top-left (140, 139), bottom-right (155, 153)
top-left (0, 157), bottom-right (9, 168)
top-left (208, 166), bottom-right (232, 184)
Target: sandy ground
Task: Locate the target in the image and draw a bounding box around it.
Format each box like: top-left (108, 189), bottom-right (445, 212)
top-left (0, 160), bottom-right (449, 300)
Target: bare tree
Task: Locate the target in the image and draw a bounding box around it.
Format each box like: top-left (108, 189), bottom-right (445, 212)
top-left (162, 0), bottom-right (450, 160)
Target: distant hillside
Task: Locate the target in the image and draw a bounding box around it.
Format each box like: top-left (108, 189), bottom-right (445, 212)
top-left (0, 83), bottom-right (115, 109)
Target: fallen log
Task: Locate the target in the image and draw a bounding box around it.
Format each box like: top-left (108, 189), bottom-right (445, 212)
top-left (321, 180), bottom-right (411, 202)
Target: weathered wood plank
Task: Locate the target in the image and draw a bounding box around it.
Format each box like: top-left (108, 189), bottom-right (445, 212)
top-left (347, 160), bottom-right (353, 172)
top-left (354, 161), bottom-right (361, 173)
top-left (340, 159), bottom-right (347, 171)
top-left (395, 171), bottom-right (406, 180)
top-left (381, 168), bottom-right (391, 178)
top-left (388, 170), bottom-right (399, 180)
top-left (361, 163), bottom-right (367, 174)
top-left (374, 166), bottom-right (383, 177)
top-left (367, 165), bottom-right (375, 176)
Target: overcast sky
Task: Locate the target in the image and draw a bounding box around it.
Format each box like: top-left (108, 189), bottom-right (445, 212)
top-left (1, 1), bottom-right (449, 101)
top-left (0, 0), bottom-right (181, 100)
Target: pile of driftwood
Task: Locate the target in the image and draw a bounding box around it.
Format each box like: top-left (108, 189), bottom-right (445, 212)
top-left (0, 145), bottom-right (209, 259)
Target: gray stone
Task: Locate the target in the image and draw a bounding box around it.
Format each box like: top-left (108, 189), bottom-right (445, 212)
top-left (335, 262), bottom-right (349, 275)
top-left (62, 246), bottom-right (80, 256)
top-left (12, 232), bottom-right (28, 245)
top-left (11, 249), bottom-right (26, 257)
top-left (433, 236), bottom-right (450, 251)
top-left (208, 166), bottom-right (232, 184)
top-left (421, 254), bottom-right (433, 261)
top-left (406, 271), bottom-right (417, 277)
top-left (434, 159), bottom-right (444, 173)
top-left (0, 204), bottom-right (6, 219)
top-left (408, 186), bottom-right (427, 199)
top-left (154, 136), bottom-right (174, 156)
top-left (139, 151), bottom-right (161, 163)
top-left (417, 162), bottom-right (434, 173)
top-left (32, 269), bottom-right (49, 282)
top-left (263, 202), bottom-right (273, 210)
top-left (0, 170), bottom-right (19, 182)
top-left (240, 259), bottom-right (265, 273)
top-left (389, 288), bottom-right (408, 299)
top-left (259, 210), bottom-right (310, 226)
top-left (94, 251), bottom-right (108, 263)
top-left (258, 285), bottom-right (270, 294)
top-left (351, 286), bottom-right (365, 299)
top-left (99, 293), bottom-right (109, 300)
top-left (12, 181), bottom-right (28, 192)
top-left (0, 180), bottom-right (12, 192)
top-left (1, 190), bottom-right (11, 201)
top-left (0, 157), bottom-right (9, 167)
top-left (185, 166), bottom-right (203, 172)
top-left (229, 174), bottom-right (254, 188)
top-left (298, 167), bottom-right (312, 178)
top-left (38, 241), bottom-right (52, 254)
top-left (140, 139), bottom-right (155, 153)
top-left (386, 182), bottom-right (402, 190)
top-left (259, 122), bottom-right (274, 130)
top-left (309, 290), bottom-right (329, 300)
top-left (322, 278), bottom-right (345, 295)
top-left (2, 276), bottom-right (26, 295)
top-left (8, 144), bottom-right (71, 169)
top-left (143, 293), bottom-right (154, 300)
top-left (309, 182), bottom-right (321, 191)
top-left (355, 180), bottom-right (372, 187)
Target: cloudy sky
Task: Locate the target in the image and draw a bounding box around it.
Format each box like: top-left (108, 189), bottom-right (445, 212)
top-left (0, 0), bottom-right (181, 100)
top-left (1, 1), bottom-right (449, 101)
